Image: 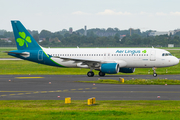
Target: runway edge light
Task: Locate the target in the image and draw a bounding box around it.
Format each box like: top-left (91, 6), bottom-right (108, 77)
top-left (65, 97), bottom-right (71, 104)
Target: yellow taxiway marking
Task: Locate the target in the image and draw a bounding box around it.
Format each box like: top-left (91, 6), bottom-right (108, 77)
top-left (92, 87), bottom-right (97, 89)
top-left (0, 91), bottom-right (34, 92)
top-left (33, 92), bottom-right (39, 93)
top-left (71, 89), bottom-right (76, 91)
top-left (15, 77), bottom-right (44, 79)
top-left (1, 95), bottom-right (7, 96)
top-left (48, 91), bottom-right (55, 92)
top-left (78, 88), bottom-right (83, 90)
top-left (63, 90), bottom-right (68, 92)
top-left (40, 91), bottom-right (47, 93)
top-left (0, 87), bottom-right (98, 97)
top-left (56, 90), bottom-right (62, 92)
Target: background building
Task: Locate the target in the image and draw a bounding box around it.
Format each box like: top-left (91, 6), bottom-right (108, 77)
top-left (69, 27), bottom-right (73, 34)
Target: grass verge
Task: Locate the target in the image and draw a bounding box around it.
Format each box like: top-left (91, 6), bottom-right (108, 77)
top-left (78, 79), bottom-right (180, 85)
top-left (0, 48), bottom-right (16, 58)
top-left (0, 100), bottom-right (180, 120)
top-left (0, 60), bottom-right (180, 75)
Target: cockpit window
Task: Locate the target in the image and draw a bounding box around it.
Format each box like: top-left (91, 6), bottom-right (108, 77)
top-left (162, 53), bottom-right (172, 56)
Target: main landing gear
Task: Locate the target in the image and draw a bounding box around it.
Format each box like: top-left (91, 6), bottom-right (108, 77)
top-left (87, 71), bottom-right (94, 77)
top-left (152, 67), bottom-right (157, 77)
top-left (87, 71), bottom-right (106, 77)
top-left (99, 71), bottom-right (105, 77)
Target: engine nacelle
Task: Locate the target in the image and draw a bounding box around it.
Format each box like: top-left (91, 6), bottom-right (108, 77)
top-left (100, 63), bottom-right (119, 74)
top-left (119, 68), bottom-right (135, 73)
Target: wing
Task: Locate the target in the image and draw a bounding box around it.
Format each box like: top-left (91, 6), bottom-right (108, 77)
top-left (52, 56), bottom-right (102, 68)
top-left (51, 56), bottom-right (127, 68)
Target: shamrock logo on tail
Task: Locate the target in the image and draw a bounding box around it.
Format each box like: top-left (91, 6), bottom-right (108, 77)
top-left (16, 32), bottom-right (31, 47)
top-left (142, 50), bottom-right (147, 53)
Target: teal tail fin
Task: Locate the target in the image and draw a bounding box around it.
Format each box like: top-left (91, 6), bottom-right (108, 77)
top-left (11, 20), bottom-right (40, 50)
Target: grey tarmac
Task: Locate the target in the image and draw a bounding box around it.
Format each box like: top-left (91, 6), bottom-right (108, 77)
top-left (0, 75), bottom-right (180, 100)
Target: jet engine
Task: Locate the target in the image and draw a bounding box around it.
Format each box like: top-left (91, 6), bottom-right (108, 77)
top-left (100, 63), bottom-right (119, 74)
top-left (119, 68), bottom-right (135, 73)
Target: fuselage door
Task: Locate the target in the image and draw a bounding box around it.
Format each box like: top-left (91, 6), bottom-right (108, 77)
top-left (150, 50), bottom-right (156, 61)
top-left (38, 50), bottom-right (43, 61)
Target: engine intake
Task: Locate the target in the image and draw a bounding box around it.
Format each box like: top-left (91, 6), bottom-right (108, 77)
top-left (101, 63), bottom-right (119, 74)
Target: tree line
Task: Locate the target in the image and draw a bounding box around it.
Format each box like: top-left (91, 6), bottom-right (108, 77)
top-left (1, 28), bottom-right (180, 47)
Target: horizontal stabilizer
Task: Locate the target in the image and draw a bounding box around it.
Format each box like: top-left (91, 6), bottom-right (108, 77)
top-left (3, 51), bottom-right (29, 55)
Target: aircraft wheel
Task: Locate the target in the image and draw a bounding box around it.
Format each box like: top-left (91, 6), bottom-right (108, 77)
top-left (99, 71), bottom-right (105, 77)
top-left (153, 73), bottom-right (157, 77)
top-left (87, 71), bottom-right (94, 77)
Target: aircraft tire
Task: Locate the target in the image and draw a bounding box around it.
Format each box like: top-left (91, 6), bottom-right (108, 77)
top-left (87, 71), bottom-right (94, 77)
top-left (153, 73), bottom-right (157, 77)
top-left (99, 71), bottom-right (105, 77)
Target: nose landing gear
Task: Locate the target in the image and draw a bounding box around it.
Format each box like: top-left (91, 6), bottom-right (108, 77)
top-left (152, 67), bottom-right (157, 77)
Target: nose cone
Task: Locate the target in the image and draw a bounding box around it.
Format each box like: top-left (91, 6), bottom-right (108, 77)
top-left (173, 57), bottom-right (179, 65)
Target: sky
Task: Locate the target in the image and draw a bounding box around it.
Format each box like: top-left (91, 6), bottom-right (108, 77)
top-left (1, 0), bottom-right (180, 32)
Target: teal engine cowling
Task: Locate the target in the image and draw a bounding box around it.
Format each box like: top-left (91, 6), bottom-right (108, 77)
top-left (119, 68), bottom-right (135, 73)
top-left (100, 63), bottom-right (119, 74)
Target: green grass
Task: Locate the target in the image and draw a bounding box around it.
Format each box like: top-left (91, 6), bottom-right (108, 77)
top-left (0, 100), bottom-right (180, 120)
top-left (0, 47), bottom-right (16, 58)
top-left (0, 60), bottom-right (180, 75)
top-left (167, 50), bottom-right (180, 58)
top-left (78, 79), bottom-right (180, 85)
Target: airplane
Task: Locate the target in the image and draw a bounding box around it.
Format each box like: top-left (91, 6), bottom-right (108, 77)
top-left (6, 20), bottom-right (179, 77)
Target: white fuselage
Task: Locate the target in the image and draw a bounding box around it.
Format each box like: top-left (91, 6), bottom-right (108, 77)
top-left (42, 48), bottom-right (179, 68)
